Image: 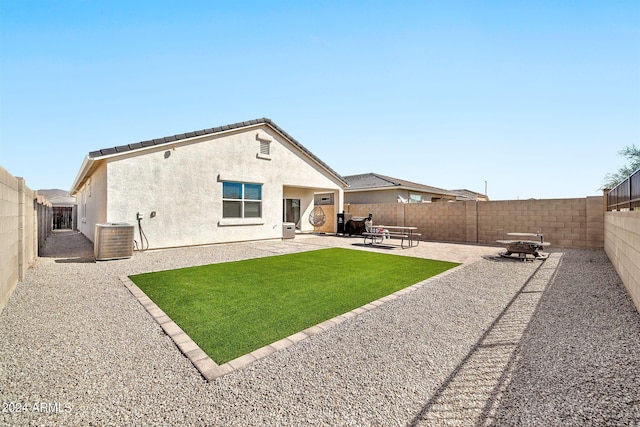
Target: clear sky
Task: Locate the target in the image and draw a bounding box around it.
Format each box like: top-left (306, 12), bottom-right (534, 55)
top-left (1, 1), bottom-right (638, 200)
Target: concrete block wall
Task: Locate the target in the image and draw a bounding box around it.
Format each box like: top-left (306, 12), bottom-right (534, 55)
top-left (586, 196), bottom-right (605, 248)
top-left (347, 196), bottom-right (604, 248)
top-left (1, 166), bottom-right (20, 314)
top-left (0, 165), bottom-right (51, 314)
top-left (346, 203), bottom-right (402, 229)
top-left (405, 201), bottom-right (467, 242)
top-left (605, 211), bottom-right (640, 313)
top-left (477, 198), bottom-right (603, 247)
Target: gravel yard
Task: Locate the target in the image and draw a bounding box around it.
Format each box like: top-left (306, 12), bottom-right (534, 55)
top-left (1, 232), bottom-right (639, 426)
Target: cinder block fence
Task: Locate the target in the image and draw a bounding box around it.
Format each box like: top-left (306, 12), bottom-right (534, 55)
top-left (346, 196), bottom-right (605, 248)
top-left (2, 163), bottom-right (639, 316)
top-left (0, 166), bottom-right (51, 314)
top-left (346, 196), bottom-right (640, 314)
top-left (605, 212), bottom-right (640, 314)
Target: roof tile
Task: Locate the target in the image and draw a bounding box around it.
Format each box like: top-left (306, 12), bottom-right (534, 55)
top-left (82, 117), bottom-right (345, 185)
top-left (344, 173), bottom-right (457, 196)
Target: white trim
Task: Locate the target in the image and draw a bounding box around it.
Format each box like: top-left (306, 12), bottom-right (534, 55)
top-left (218, 218), bottom-right (265, 226)
top-left (217, 174), bottom-right (262, 185)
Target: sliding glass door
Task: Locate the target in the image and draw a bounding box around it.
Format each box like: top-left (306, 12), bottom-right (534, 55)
top-left (283, 199), bottom-right (301, 229)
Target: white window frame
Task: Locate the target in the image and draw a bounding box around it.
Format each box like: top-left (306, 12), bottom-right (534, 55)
top-left (221, 181), bottom-right (263, 219)
top-left (409, 193), bottom-right (423, 203)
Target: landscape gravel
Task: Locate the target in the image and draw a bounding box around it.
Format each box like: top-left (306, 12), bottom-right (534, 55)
top-left (0, 232), bottom-right (638, 426)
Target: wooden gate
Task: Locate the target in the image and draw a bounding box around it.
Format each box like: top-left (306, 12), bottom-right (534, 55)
top-left (53, 206), bottom-right (73, 230)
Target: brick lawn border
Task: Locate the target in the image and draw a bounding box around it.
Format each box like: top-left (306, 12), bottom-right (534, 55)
top-left (119, 264), bottom-right (466, 381)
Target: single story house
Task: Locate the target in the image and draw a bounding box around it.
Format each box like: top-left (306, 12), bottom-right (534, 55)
top-left (343, 173), bottom-right (460, 204)
top-left (70, 118), bottom-right (347, 249)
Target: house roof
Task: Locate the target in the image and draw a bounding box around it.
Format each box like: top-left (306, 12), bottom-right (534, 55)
top-left (451, 189), bottom-right (490, 201)
top-left (38, 189), bottom-right (76, 205)
top-left (343, 173), bottom-right (459, 197)
top-left (72, 118), bottom-right (346, 193)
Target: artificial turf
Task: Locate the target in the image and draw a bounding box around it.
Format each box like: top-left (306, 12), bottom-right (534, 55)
top-left (129, 247), bottom-right (459, 364)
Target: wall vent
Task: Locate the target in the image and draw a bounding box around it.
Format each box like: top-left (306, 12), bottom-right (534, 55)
top-left (260, 140), bottom-right (270, 155)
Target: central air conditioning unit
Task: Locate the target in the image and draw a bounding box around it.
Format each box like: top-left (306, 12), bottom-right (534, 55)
top-left (94, 223), bottom-right (135, 261)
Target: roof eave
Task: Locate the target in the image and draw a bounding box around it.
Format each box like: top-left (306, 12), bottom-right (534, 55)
top-left (263, 122), bottom-right (348, 188)
top-left (70, 155), bottom-right (94, 195)
top-left (76, 118), bottom-right (348, 190)
top-left (345, 185), bottom-right (457, 196)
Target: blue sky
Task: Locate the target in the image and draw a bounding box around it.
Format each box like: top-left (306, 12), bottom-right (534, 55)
top-left (1, 1), bottom-right (638, 200)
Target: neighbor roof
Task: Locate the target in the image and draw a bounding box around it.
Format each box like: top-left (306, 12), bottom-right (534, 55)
top-left (451, 189), bottom-right (490, 201)
top-left (72, 118), bottom-right (346, 193)
top-left (343, 173), bottom-right (459, 197)
top-left (38, 189), bottom-right (76, 205)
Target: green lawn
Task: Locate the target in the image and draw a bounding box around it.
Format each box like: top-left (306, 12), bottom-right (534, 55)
top-left (129, 247), bottom-right (458, 364)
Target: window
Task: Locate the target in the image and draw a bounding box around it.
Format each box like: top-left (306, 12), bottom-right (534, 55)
top-left (409, 193), bottom-right (422, 203)
top-left (222, 182), bottom-right (262, 218)
top-left (81, 188), bottom-right (87, 222)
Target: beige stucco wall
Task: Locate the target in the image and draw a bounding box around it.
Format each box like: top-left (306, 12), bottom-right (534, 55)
top-left (345, 189), bottom-right (400, 204)
top-left (77, 162), bottom-right (107, 241)
top-left (283, 187), bottom-right (317, 232)
top-left (80, 124), bottom-right (343, 249)
top-left (605, 211), bottom-right (640, 313)
top-left (345, 189), bottom-right (453, 204)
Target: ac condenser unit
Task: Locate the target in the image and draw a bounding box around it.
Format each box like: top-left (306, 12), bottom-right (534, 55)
top-left (94, 223), bottom-right (135, 261)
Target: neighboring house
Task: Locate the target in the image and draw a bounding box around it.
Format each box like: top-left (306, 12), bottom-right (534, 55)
top-left (343, 173), bottom-right (459, 204)
top-left (451, 189), bottom-right (490, 202)
top-left (70, 118), bottom-right (347, 249)
top-left (38, 189), bottom-right (77, 230)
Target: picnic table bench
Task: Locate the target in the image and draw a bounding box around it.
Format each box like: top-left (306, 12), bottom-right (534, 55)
top-left (362, 225), bottom-right (420, 249)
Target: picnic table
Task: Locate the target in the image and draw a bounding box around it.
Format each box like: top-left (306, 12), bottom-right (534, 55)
top-left (362, 225), bottom-right (420, 249)
top-left (496, 232), bottom-right (550, 260)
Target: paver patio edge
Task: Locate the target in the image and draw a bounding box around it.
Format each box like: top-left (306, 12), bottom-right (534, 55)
top-left (118, 262), bottom-right (470, 382)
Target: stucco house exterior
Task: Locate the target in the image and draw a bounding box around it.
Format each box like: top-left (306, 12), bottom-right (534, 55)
top-left (343, 173), bottom-right (459, 204)
top-left (70, 118), bottom-right (347, 249)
